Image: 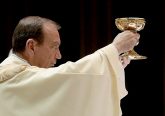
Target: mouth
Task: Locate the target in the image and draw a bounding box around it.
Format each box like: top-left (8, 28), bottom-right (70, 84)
top-left (50, 64), bottom-right (55, 67)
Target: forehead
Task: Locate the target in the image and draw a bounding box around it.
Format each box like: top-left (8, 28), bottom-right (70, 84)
top-left (42, 22), bottom-right (61, 44)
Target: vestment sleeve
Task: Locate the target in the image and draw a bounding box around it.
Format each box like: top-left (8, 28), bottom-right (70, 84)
top-left (56, 43), bottom-right (128, 99)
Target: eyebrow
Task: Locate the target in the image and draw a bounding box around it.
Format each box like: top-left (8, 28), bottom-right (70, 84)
top-left (51, 41), bottom-right (60, 47)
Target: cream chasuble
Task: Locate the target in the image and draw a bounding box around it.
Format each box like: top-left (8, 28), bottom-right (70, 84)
top-left (0, 44), bottom-right (127, 116)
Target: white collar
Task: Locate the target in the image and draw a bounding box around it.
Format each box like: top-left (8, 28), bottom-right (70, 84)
top-left (11, 53), bottom-right (31, 66)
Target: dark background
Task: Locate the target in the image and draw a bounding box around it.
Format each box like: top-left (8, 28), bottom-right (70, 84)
top-left (0, 0), bottom-right (164, 116)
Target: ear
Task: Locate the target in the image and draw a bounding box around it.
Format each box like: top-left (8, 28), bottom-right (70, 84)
top-left (25, 39), bottom-right (37, 56)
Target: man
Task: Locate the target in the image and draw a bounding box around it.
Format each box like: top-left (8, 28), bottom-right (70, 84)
top-left (0, 16), bottom-right (139, 116)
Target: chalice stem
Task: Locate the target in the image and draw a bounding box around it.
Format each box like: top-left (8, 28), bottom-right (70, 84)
top-left (121, 49), bottom-right (147, 60)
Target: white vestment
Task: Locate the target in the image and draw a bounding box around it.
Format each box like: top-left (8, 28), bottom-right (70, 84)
top-left (0, 44), bottom-right (127, 116)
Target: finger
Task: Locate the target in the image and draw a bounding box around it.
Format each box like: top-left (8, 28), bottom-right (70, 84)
top-left (120, 55), bottom-right (131, 68)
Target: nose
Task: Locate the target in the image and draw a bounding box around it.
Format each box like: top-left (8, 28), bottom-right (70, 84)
top-left (55, 49), bottom-right (62, 59)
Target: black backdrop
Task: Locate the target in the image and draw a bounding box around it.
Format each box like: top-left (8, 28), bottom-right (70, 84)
top-left (0, 0), bottom-right (164, 116)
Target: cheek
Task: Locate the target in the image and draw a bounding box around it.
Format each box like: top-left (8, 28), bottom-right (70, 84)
top-left (36, 48), bottom-right (50, 61)
top-left (46, 49), bottom-right (55, 61)
top-left (50, 50), bottom-right (57, 60)
top-left (39, 54), bottom-right (49, 62)
top-left (40, 47), bottom-right (56, 61)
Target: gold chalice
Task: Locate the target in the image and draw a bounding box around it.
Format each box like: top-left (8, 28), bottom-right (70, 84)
top-left (115, 17), bottom-right (147, 60)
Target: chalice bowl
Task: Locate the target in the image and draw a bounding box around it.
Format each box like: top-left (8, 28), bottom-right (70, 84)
top-left (115, 17), bottom-right (147, 60)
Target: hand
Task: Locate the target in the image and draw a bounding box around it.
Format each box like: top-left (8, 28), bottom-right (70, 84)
top-left (112, 30), bottom-right (140, 54)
